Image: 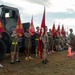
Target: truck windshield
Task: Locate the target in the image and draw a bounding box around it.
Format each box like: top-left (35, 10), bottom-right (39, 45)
top-left (3, 10), bottom-right (18, 32)
top-left (4, 10), bottom-right (17, 31)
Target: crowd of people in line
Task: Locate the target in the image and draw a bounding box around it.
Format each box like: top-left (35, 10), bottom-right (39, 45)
top-left (0, 26), bottom-right (75, 67)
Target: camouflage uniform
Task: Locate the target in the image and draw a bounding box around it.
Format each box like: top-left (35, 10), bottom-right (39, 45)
top-left (24, 32), bottom-right (32, 57)
top-left (35, 31), bottom-right (39, 47)
top-left (10, 29), bottom-right (20, 64)
top-left (69, 32), bottom-right (75, 51)
top-left (54, 36), bottom-right (60, 51)
top-left (42, 32), bottom-right (49, 50)
top-left (11, 32), bottom-right (19, 52)
top-left (48, 32), bottom-right (54, 51)
top-left (24, 32), bottom-right (31, 49)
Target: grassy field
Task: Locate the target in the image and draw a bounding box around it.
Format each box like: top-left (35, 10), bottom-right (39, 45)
top-left (0, 50), bottom-right (75, 75)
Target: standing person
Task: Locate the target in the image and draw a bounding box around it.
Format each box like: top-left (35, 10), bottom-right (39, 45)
top-left (10, 28), bottom-right (20, 64)
top-left (68, 29), bottom-right (75, 51)
top-left (35, 26), bottom-right (39, 57)
top-left (48, 29), bottom-right (55, 54)
top-left (24, 28), bottom-right (33, 60)
top-left (54, 33), bottom-right (60, 51)
top-left (0, 33), bottom-right (3, 67)
top-left (41, 26), bottom-right (49, 64)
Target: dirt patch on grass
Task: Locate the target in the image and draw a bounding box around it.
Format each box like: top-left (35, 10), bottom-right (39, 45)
top-left (0, 50), bottom-right (75, 75)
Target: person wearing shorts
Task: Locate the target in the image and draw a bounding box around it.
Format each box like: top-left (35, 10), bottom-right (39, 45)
top-left (24, 28), bottom-right (33, 60)
top-left (35, 26), bottom-right (39, 57)
top-left (10, 28), bottom-right (20, 64)
top-left (41, 26), bottom-right (49, 64)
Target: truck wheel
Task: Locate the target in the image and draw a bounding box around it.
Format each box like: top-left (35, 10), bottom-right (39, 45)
top-left (2, 32), bottom-right (12, 53)
top-left (0, 39), bottom-right (6, 61)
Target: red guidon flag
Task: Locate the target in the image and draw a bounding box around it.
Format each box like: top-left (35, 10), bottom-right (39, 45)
top-left (29, 16), bottom-right (35, 36)
top-left (52, 23), bottom-right (57, 37)
top-left (57, 25), bottom-right (60, 36)
top-left (61, 25), bottom-right (66, 36)
top-left (16, 16), bottom-right (24, 37)
top-left (0, 19), bottom-right (5, 33)
top-left (38, 7), bottom-right (46, 59)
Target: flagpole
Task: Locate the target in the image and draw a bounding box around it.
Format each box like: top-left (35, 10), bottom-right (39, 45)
top-left (38, 6), bottom-right (46, 59)
top-left (67, 27), bottom-right (68, 36)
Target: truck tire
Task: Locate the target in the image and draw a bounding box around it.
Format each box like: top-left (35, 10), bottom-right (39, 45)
top-left (0, 39), bottom-right (6, 61)
top-left (2, 32), bottom-right (12, 53)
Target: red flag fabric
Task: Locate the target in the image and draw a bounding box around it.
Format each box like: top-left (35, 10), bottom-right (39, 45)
top-left (52, 23), bottom-right (57, 37)
top-left (38, 39), bottom-right (42, 59)
top-left (0, 19), bottom-right (5, 33)
top-left (29, 16), bottom-right (35, 36)
top-left (57, 25), bottom-right (60, 35)
top-left (16, 16), bottom-right (24, 37)
top-left (38, 7), bottom-right (46, 59)
top-left (61, 25), bottom-right (66, 36)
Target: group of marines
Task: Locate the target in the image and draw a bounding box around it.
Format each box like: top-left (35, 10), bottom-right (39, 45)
top-left (0, 26), bottom-right (75, 67)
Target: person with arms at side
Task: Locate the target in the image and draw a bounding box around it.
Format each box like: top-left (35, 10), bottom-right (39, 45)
top-left (48, 29), bottom-right (55, 54)
top-left (41, 26), bottom-right (49, 64)
top-left (35, 26), bottom-right (40, 57)
top-left (68, 29), bottom-right (75, 52)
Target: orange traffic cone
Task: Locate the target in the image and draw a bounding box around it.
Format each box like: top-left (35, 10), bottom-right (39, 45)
top-left (67, 47), bottom-right (72, 57)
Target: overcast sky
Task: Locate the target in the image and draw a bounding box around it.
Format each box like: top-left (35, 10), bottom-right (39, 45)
top-left (0, 0), bottom-right (75, 34)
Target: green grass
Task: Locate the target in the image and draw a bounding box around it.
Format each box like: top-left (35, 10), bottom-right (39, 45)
top-left (0, 50), bottom-right (75, 75)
